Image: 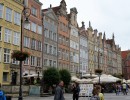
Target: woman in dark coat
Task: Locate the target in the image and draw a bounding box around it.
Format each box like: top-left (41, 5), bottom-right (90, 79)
top-left (72, 82), bottom-right (80, 100)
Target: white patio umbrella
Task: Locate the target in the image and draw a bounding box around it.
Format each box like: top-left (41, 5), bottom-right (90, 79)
top-left (92, 74), bottom-right (121, 83)
top-left (71, 76), bottom-right (81, 82)
top-left (78, 78), bottom-right (92, 83)
top-left (82, 73), bottom-right (98, 78)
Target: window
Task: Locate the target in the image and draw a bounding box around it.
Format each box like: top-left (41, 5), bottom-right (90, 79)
top-left (53, 47), bottom-right (56, 55)
top-left (53, 33), bottom-right (57, 41)
top-left (13, 32), bottom-right (20, 45)
top-left (4, 28), bottom-right (12, 43)
top-left (14, 11), bottom-right (21, 25)
top-left (49, 45), bottom-right (52, 54)
top-left (44, 44), bottom-right (48, 53)
top-left (4, 48), bottom-right (10, 63)
top-left (0, 26), bottom-right (2, 41)
top-left (53, 61), bottom-right (56, 67)
top-left (31, 22), bottom-right (36, 32)
top-left (0, 4), bottom-right (3, 18)
top-left (44, 59), bottom-right (48, 66)
top-left (37, 41), bottom-right (42, 51)
top-left (6, 7), bottom-right (12, 22)
top-left (49, 60), bottom-right (52, 66)
top-left (12, 59), bottom-right (19, 65)
top-left (38, 25), bottom-right (42, 34)
top-left (24, 37), bottom-right (30, 47)
top-left (31, 7), bottom-right (37, 16)
top-left (31, 56), bottom-right (35, 66)
top-left (24, 58), bottom-right (29, 65)
top-left (37, 57), bottom-right (41, 67)
top-left (44, 29), bottom-right (49, 38)
top-left (0, 47), bottom-right (2, 62)
top-left (31, 39), bottom-right (36, 50)
top-left (49, 31), bottom-right (52, 39)
top-left (3, 72), bottom-right (8, 82)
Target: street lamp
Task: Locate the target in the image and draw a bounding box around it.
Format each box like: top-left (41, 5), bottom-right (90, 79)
top-left (95, 49), bottom-right (103, 84)
top-left (18, 7), bottom-right (31, 100)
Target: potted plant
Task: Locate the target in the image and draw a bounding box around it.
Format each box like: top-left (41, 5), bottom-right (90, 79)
top-left (95, 69), bottom-right (103, 74)
top-left (11, 50), bottom-right (30, 61)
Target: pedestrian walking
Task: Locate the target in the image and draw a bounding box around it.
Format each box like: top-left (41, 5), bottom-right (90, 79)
top-left (72, 82), bottom-right (80, 100)
top-left (54, 80), bottom-right (65, 100)
top-left (116, 85), bottom-right (120, 95)
top-left (122, 82), bottom-right (127, 95)
top-left (96, 85), bottom-right (104, 100)
top-left (90, 87), bottom-right (100, 100)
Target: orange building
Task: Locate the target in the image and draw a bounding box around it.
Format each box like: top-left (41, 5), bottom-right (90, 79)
top-left (52, 0), bottom-right (70, 70)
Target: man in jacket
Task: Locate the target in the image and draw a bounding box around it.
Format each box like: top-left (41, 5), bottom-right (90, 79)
top-left (54, 80), bottom-right (65, 100)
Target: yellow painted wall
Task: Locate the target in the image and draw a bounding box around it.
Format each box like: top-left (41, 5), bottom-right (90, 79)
top-left (0, 0), bottom-right (23, 85)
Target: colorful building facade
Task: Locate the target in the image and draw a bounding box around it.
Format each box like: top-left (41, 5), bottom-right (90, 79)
top-left (0, 0), bottom-right (23, 85)
top-left (22, 0), bottom-right (43, 78)
top-left (42, 7), bottom-right (58, 69)
top-left (68, 7), bottom-right (79, 75)
top-left (52, 0), bottom-right (70, 70)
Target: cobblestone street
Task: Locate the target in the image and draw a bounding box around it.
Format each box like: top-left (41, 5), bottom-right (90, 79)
top-left (12, 93), bottom-right (130, 100)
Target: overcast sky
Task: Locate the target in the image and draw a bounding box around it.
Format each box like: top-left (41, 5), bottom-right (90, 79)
top-left (40, 0), bottom-right (130, 51)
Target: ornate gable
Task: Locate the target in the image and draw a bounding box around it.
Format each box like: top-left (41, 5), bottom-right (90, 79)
top-left (59, 0), bottom-right (67, 16)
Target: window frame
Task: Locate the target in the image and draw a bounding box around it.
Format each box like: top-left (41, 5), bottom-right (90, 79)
top-left (0, 4), bottom-right (3, 18)
top-left (13, 32), bottom-right (20, 46)
top-left (14, 11), bottom-right (21, 25)
top-left (4, 28), bottom-right (12, 43)
top-left (4, 48), bottom-right (10, 63)
top-left (30, 56), bottom-right (36, 66)
top-left (24, 36), bottom-right (30, 48)
top-left (6, 7), bottom-right (12, 22)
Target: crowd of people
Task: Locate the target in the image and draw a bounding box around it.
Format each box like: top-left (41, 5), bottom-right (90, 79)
top-left (53, 80), bottom-right (130, 100)
top-left (114, 82), bottom-right (129, 95)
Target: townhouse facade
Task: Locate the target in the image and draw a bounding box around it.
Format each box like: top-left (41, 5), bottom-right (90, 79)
top-left (87, 23), bottom-right (95, 73)
top-left (106, 35), bottom-right (122, 74)
top-left (42, 7), bottom-right (58, 69)
top-left (52, 0), bottom-right (70, 70)
top-left (0, 0), bottom-right (123, 85)
top-left (22, 0), bottom-right (43, 79)
top-left (79, 22), bottom-right (89, 76)
top-left (68, 7), bottom-right (79, 75)
top-left (0, 0), bottom-right (23, 84)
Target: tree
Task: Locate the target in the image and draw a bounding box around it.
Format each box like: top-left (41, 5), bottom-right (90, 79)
top-left (43, 67), bottom-right (60, 87)
top-left (59, 69), bottom-right (71, 87)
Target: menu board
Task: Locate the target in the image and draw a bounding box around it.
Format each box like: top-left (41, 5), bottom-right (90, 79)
top-left (79, 83), bottom-right (93, 97)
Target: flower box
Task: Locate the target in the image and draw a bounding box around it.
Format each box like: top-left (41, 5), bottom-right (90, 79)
top-left (11, 50), bottom-right (30, 61)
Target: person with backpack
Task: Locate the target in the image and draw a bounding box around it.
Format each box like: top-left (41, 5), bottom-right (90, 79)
top-left (0, 83), bottom-right (6, 100)
top-left (90, 88), bottom-right (100, 100)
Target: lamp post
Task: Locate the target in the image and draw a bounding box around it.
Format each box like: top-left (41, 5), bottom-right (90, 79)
top-left (18, 7), bottom-right (30, 100)
top-left (96, 49), bottom-right (102, 84)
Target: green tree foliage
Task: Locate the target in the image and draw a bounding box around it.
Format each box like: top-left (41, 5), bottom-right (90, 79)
top-left (59, 69), bottom-right (71, 86)
top-left (43, 67), bottom-right (60, 86)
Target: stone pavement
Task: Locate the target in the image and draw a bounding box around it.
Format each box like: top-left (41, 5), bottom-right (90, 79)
top-left (12, 93), bottom-right (130, 100)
